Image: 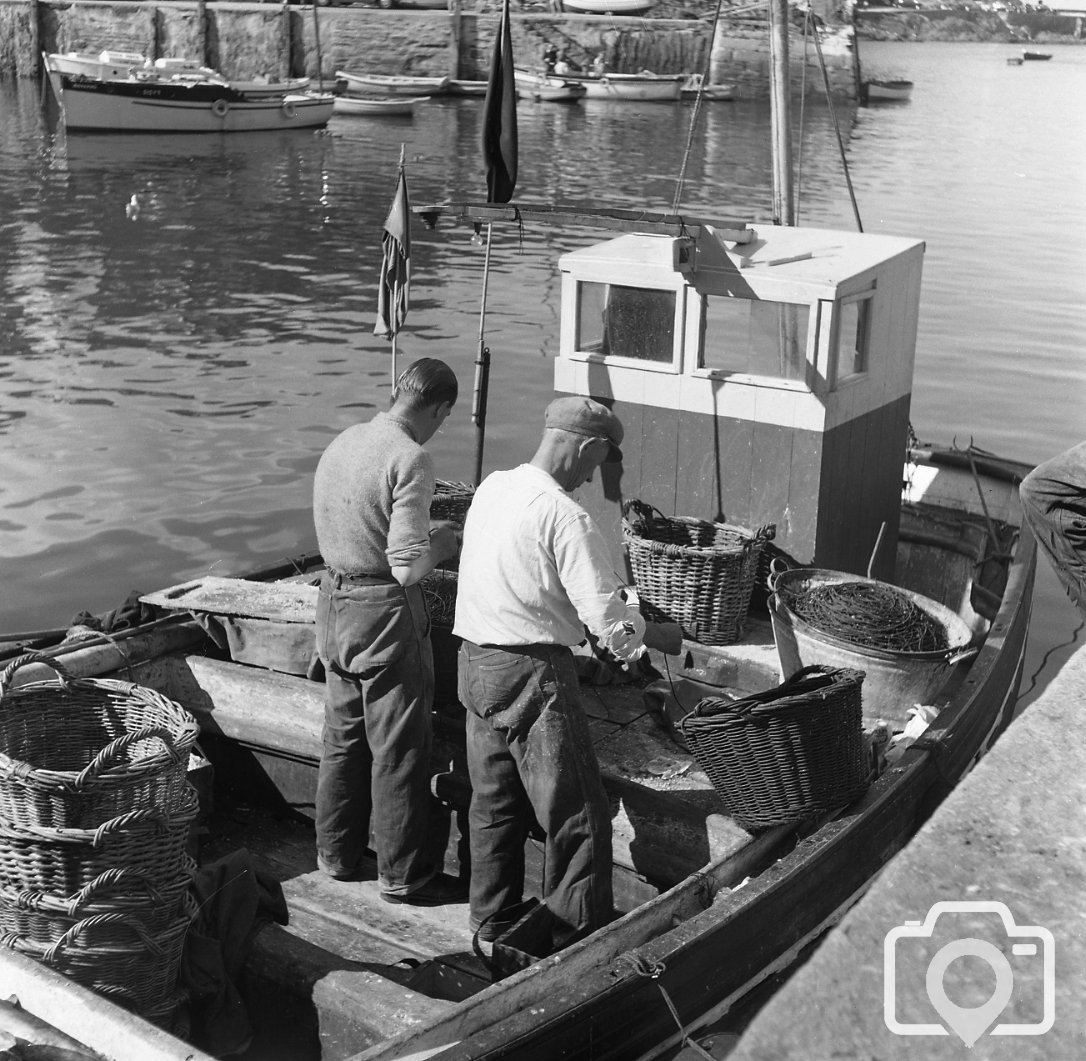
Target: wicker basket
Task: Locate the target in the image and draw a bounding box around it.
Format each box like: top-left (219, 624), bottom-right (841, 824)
top-left (0, 859), bottom-right (196, 944)
top-left (431, 480), bottom-right (475, 524)
top-left (622, 501), bottom-right (775, 646)
top-left (679, 665), bottom-right (871, 830)
top-left (0, 785), bottom-right (199, 895)
top-left (0, 653), bottom-right (199, 829)
top-left (0, 892), bottom-right (197, 1016)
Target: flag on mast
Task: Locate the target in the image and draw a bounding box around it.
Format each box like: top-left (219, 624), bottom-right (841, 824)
top-left (374, 148), bottom-right (411, 341)
top-left (481, 0), bottom-right (517, 203)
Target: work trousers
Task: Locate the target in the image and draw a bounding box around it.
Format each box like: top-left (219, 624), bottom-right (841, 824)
top-left (458, 641), bottom-right (613, 947)
top-left (1020, 439), bottom-right (1086, 619)
top-left (314, 573), bottom-right (435, 895)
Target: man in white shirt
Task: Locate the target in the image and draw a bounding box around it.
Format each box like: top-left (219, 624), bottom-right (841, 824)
top-left (453, 396), bottom-right (679, 948)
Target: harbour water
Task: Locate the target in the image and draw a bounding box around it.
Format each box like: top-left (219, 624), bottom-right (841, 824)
top-left (1, 40), bottom-right (1083, 706)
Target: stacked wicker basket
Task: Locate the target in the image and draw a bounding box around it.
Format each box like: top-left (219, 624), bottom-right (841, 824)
top-left (0, 653), bottom-right (200, 1024)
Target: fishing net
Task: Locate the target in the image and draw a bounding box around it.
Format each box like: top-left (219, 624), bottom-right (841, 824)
top-left (782, 581), bottom-right (948, 653)
top-left (421, 569), bottom-right (458, 628)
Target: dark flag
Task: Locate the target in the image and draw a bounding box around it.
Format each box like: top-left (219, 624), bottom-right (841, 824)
top-left (481, 0), bottom-right (518, 203)
top-left (374, 154), bottom-right (411, 341)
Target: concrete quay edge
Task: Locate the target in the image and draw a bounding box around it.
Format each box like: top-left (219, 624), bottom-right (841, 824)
top-left (726, 643), bottom-right (1086, 1060)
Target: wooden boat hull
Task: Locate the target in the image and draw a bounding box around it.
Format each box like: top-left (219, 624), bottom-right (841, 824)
top-left (335, 70), bottom-right (450, 97)
top-left (562, 0), bottom-right (654, 13)
top-left (864, 79), bottom-right (913, 101)
top-left (0, 442), bottom-right (1034, 1061)
top-left (514, 70), bottom-right (586, 102)
top-left (681, 75), bottom-right (737, 101)
top-left (1022, 51), bottom-right (1052, 60)
top-left (54, 75), bottom-right (334, 133)
top-left (563, 72), bottom-right (684, 101)
top-left (333, 95), bottom-right (427, 116)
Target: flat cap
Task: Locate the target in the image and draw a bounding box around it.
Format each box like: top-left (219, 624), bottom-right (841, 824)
top-left (545, 396), bottom-right (624, 463)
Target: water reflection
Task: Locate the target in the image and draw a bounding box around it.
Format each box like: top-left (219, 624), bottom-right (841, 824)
top-left (2, 50), bottom-right (1084, 701)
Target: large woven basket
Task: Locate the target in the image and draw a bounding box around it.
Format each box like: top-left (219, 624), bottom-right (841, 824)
top-left (0, 891), bottom-right (197, 1016)
top-left (431, 480), bottom-right (475, 524)
top-left (622, 501), bottom-right (775, 645)
top-left (0, 653), bottom-right (199, 829)
top-left (0, 859), bottom-right (196, 944)
top-left (679, 665), bottom-right (871, 830)
top-left (0, 785), bottom-right (199, 895)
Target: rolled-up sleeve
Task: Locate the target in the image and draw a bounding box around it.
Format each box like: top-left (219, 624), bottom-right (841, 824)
top-left (554, 512), bottom-right (646, 661)
top-left (385, 452), bottom-right (435, 568)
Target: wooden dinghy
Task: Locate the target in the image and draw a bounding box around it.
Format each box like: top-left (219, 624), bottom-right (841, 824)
top-left (335, 70), bottom-right (450, 98)
top-left (863, 78), bottom-right (913, 102)
top-left (0, 215), bottom-right (1036, 1061)
top-left (332, 95), bottom-right (428, 117)
top-left (513, 70), bottom-right (587, 103)
top-left (560, 71), bottom-right (685, 102)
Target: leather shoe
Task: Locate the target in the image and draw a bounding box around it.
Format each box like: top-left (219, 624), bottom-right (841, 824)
top-left (381, 873), bottom-right (467, 907)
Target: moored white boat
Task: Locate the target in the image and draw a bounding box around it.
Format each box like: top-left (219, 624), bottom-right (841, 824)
top-left (863, 78), bottom-right (913, 102)
top-left (332, 94), bottom-right (427, 117)
top-left (53, 74), bottom-right (334, 133)
top-left (562, 0), bottom-right (654, 12)
top-left (230, 76), bottom-right (312, 98)
top-left (513, 69), bottom-right (586, 102)
top-left (562, 70), bottom-right (685, 101)
top-left (334, 70), bottom-right (450, 97)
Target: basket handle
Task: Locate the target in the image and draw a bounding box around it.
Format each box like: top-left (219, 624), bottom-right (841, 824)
top-left (64, 868), bottom-right (165, 915)
top-left (621, 499), bottom-right (668, 527)
top-left (42, 911), bottom-right (166, 965)
top-left (74, 726), bottom-right (183, 790)
top-left (0, 652), bottom-right (76, 701)
top-left (767, 555), bottom-right (794, 594)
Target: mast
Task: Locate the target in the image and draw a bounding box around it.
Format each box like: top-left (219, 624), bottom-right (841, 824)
top-left (769, 0), bottom-right (794, 225)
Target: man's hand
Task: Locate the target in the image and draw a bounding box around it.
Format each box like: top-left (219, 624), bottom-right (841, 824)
top-left (429, 522), bottom-right (460, 563)
top-left (642, 621), bottom-right (683, 655)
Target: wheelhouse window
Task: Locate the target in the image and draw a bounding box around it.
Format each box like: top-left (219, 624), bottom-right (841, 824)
top-left (698, 295), bottom-right (809, 382)
top-left (576, 281), bottom-right (676, 365)
top-left (834, 293), bottom-right (872, 383)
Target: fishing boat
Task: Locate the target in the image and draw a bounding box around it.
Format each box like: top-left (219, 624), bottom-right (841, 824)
top-left (48, 73), bottom-right (335, 133)
top-left (681, 73), bottom-right (737, 101)
top-left (335, 70), bottom-right (450, 97)
top-left (863, 78), bottom-right (913, 102)
top-left (562, 0), bottom-right (655, 13)
top-left (513, 69), bottom-right (587, 102)
top-left (43, 52), bottom-right (311, 98)
top-left (333, 95), bottom-right (427, 117)
top-left (1022, 50), bottom-right (1052, 60)
top-left (561, 71), bottom-right (685, 101)
top-left (3, 4), bottom-right (1037, 1058)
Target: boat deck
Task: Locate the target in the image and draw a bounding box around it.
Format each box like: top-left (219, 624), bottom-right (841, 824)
top-left (186, 617), bottom-right (785, 1060)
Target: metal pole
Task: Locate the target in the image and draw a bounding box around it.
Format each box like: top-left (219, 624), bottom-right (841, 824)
top-left (471, 223), bottom-right (494, 487)
top-left (769, 0), bottom-right (794, 226)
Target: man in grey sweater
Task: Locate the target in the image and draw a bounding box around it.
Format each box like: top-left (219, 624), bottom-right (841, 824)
top-left (312, 358), bottom-right (464, 904)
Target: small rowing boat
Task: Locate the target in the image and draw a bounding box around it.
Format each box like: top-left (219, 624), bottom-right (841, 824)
top-left (562, 71), bottom-right (685, 101)
top-left (332, 95), bottom-right (427, 117)
top-left (562, 0), bottom-right (654, 12)
top-left (335, 70), bottom-right (450, 97)
top-left (863, 78), bottom-right (914, 102)
top-left (513, 69), bottom-right (586, 103)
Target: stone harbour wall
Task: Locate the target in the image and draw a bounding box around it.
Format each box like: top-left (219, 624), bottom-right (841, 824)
top-left (0, 0), bottom-right (858, 99)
